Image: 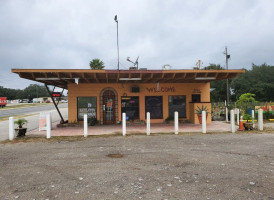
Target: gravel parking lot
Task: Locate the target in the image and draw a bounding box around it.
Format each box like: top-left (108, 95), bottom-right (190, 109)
top-left (0, 133), bottom-right (274, 200)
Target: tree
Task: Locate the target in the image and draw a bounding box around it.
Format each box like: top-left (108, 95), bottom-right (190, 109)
top-left (203, 64), bottom-right (224, 70)
top-left (23, 84), bottom-right (49, 100)
top-left (236, 93), bottom-right (256, 113)
top-left (0, 84), bottom-right (49, 100)
top-left (89, 58), bottom-right (105, 69)
top-left (231, 63), bottom-right (274, 101)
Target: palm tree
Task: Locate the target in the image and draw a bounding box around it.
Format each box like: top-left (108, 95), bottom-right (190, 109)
top-left (89, 58), bottom-right (105, 69)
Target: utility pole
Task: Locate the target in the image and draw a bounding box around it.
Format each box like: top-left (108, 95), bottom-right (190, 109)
top-left (114, 15), bottom-right (119, 70)
top-left (224, 47), bottom-right (230, 106)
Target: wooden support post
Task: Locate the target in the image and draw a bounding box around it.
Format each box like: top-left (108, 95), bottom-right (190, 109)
top-left (56, 88), bottom-right (64, 106)
top-left (46, 114), bottom-right (51, 139)
top-left (202, 111), bottom-right (206, 134)
top-left (147, 112), bottom-right (150, 136)
top-left (84, 114), bottom-right (88, 137)
top-left (252, 110), bottom-right (255, 129)
top-left (226, 107), bottom-right (229, 122)
top-left (231, 110), bottom-right (235, 133)
top-left (45, 84), bottom-right (65, 123)
top-left (174, 111), bottom-right (178, 135)
top-left (258, 109), bottom-right (263, 131)
top-left (236, 108), bottom-right (240, 125)
top-left (9, 117), bottom-right (14, 140)
top-left (122, 113), bottom-right (126, 136)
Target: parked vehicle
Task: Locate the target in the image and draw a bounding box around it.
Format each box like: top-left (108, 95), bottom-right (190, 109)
top-left (0, 97), bottom-right (7, 108)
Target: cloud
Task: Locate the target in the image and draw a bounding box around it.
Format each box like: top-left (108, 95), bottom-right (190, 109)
top-left (0, 0), bottom-right (274, 88)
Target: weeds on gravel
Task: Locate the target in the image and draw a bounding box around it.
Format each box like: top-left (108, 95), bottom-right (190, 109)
top-left (1, 130), bottom-right (273, 145)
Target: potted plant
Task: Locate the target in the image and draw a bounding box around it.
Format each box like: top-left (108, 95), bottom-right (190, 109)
top-left (165, 116), bottom-right (174, 124)
top-left (195, 105), bottom-right (209, 124)
top-left (14, 118), bottom-right (28, 137)
top-left (88, 117), bottom-right (98, 126)
top-left (243, 113), bottom-right (253, 130)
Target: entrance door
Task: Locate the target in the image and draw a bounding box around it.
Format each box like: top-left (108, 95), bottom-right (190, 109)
top-left (103, 90), bottom-right (116, 124)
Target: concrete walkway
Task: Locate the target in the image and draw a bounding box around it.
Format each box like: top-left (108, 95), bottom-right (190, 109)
top-left (30, 121), bottom-right (235, 137)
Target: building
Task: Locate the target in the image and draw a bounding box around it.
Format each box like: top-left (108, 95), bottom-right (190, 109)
top-left (12, 69), bottom-right (244, 124)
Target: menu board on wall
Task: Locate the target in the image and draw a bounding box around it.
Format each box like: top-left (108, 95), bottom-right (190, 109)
top-left (77, 97), bottom-right (97, 120)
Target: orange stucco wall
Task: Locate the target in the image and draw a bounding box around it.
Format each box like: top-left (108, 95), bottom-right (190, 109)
top-left (68, 82), bottom-right (211, 124)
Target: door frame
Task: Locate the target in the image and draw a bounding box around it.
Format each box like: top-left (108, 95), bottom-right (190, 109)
top-left (100, 88), bottom-right (118, 125)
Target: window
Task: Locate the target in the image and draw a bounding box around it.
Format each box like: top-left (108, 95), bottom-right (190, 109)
top-left (145, 96), bottom-right (163, 119)
top-left (169, 96), bottom-right (186, 118)
top-left (192, 94), bottom-right (201, 103)
top-left (121, 96), bottom-right (139, 120)
top-left (77, 97), bottom-right (97, 120)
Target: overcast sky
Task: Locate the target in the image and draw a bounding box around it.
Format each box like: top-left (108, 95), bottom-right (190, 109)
top-left (1, 0), bottom-right (274, 89)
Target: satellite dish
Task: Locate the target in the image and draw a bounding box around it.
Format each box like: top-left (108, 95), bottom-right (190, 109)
top-left (162, 64), bottom-right (171, 70)
top-left (127, 56), bottom-right (139, 69)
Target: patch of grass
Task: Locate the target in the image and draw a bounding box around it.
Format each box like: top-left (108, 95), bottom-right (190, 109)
top-left (0, 113), bottom-right (38, 122)
top-left (3, 103), bottom-right (49, 110)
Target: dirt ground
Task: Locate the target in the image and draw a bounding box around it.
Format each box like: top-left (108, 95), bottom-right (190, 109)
top-left (0, 133), bottom-right (274, 200)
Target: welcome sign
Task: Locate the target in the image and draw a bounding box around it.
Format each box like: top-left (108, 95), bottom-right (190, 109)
top-left (146, 87), bottom-right (175, 93)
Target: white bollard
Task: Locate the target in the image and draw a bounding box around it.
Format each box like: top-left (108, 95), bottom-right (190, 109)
top-left (202, 111), bottom-right (206, 134)
top-left (146, 112), bottom-right (150, 136)
top-left (252, 110), bottom-right (255, 129)
top-left (84, 114), bottom-right (88, 137)
top-left (9, 117), bottom-right (14, 140)
top-left (236, 109), bottom-right (240, 125)
top-left (258, 109), bottom-right (263, 131)
top-left (122, 112), bottom-right (126, 136)
top-left (226, 107), bottom-right (229, 122)
top-left (174, 111), bottom-right (179, 135)
top-left (46, 114), bottom-right (51, 139)
top-left (230, 110), bottom-right (235, 133)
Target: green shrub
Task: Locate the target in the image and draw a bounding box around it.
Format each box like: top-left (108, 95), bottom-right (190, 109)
top-left (14, 118), bottom-right (28, 128)
top-left (165, 116), bottom-right (174, 121)
top-left (243, 114), bottom-right (252, 122)
top-left (88, 117), bottom-right (98, 126)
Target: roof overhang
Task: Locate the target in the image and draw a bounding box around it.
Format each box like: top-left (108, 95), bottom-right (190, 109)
top-left (11, 69), bottom-right (245, 89)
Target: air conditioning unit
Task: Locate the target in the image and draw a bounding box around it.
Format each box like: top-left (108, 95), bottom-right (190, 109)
top-left (131, 86), bottom-right (140, 93)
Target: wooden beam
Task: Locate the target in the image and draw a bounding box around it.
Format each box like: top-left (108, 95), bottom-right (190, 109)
top-left (45, 84), bottom-right (65, 124)
top-left (144, 73), bottom-right (154, 82)
top-left (116, 72), bottom-right (120, 83)
top-left (172, 73), bottom-right (176, 79)
top-left (94, 73), bottom-right (99, 83)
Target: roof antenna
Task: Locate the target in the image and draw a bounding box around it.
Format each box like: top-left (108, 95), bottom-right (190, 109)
top-left (127, 56), bottom-right (139, 69)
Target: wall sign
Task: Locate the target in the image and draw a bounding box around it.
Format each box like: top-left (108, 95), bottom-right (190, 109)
top-left (146, 87), bottom-right (175, 93)
top-left (52, 92), bottom-right (61, 97)
top-left (39, 112), bottom-right (51, 131)
top-left (77, 97), bottom-right (97, 120)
